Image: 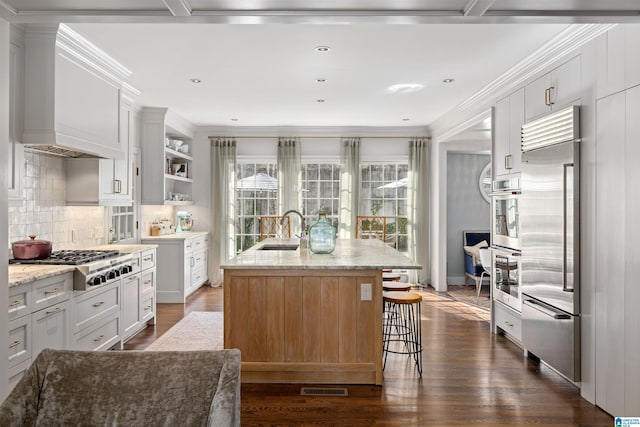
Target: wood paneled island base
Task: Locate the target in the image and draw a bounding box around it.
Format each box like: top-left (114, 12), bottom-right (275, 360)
top-left (224, 268), bottom-right (383, 384)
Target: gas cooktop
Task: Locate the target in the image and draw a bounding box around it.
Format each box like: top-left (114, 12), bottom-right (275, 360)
top-left (9, 249), bottom-right (121, 265)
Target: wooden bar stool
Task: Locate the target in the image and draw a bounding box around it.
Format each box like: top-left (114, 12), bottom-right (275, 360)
top-left (382, 291), bottom-right (423, 376)
top-left (382, 282), bottom-right (412, 292)
top-left (382, 271), bottom-right (402, 282)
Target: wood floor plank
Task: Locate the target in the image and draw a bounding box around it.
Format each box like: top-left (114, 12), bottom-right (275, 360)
top-left (125, 285), bottom-right (613, 426)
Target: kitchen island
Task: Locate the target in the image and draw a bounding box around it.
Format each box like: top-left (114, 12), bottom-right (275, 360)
top-left (221, 238), bottom-right (421, 385)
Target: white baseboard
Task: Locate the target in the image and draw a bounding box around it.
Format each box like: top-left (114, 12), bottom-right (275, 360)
top-left (448, 276), bottom-right (467, 286)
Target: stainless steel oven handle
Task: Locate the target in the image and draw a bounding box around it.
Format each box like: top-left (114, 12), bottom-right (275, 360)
top-left (523, 298), bottom-right (571, 319)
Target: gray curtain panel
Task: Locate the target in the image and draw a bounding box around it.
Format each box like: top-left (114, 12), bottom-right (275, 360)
top-left (277, 137), bottom-right (303, 234)
top-left (338, 137), bottom-right (361, 239)
top-left (210, 138), bottom-right (237, 285)
top-left (408, 137), bottom-right (431, 284)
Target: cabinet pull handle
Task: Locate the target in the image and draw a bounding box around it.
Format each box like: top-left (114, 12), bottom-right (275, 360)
top-left (504, 321), bottom-right (512, 327)
top-left (92, 301), bottom-right (105, 308)
top-left (113, 179), bottom-right (122, 194)
top-left (93, 335), bottom-right (105, 342)
top-left (44, 288), bottom-right (60, 295)
top-left (548, 86), bottom-right (555, 105)
top-left (143, 256), bottom-right (153, 262)
top-left (144, 306), bottom-right (152, 311)
top-left (45, 307), bottom-right (62, 315)
top-left (191, 257), bottom-right (195, 267)
top-left (9, 340), bottom-right (20, 349)
top-left (129, 276), bottom-right (137, 281)
top-left (504, 154), bottom-right (512, 170)
top-left (144, 280), bottom-right (152, 285)
top-left (8, 300), bottom-right (21, 308)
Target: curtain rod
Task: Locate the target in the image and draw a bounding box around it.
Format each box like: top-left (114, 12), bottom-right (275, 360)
top-left (208, 135), bottom-right (431, 139)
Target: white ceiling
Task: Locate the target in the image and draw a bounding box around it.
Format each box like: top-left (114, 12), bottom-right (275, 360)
top-left (3, 1), bottom-right (639, 129)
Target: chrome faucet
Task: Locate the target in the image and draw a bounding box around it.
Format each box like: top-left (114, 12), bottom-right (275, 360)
top-left (281, 210), bottom-right (306, 241)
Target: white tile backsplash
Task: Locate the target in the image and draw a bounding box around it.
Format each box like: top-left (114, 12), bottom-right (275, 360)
top-left (8, 151), bottom-right (108, 253)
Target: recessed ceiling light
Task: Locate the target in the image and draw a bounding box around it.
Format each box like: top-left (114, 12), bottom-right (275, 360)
top-left (316, 78), bottom-right (327, 83)
top-left (315, 46), bottom-right (330, 52)
top-left (387, 83), bottom-right (424, 94)
top-left (316, 99), bottom-right (325, 103)
top-left (402, 118), bottom-right (410, 121)
top-left (231, 118), bottom-right (238, 122)
top-left (442, 78), bottom-right (454, 83)
top-left (190, 78), bottom-right (202, 83)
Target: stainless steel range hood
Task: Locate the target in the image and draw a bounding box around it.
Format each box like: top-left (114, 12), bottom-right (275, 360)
top-left (22, 24), bottom-right (134, 159)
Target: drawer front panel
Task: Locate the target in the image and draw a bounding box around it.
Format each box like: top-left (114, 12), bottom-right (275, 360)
top-left (495, 301), bottom-right (522, 342)
top-left (141, 270), bottom-right (155, 294)
top-left (141, 249), bottom-right (156, 270)
top-left (8, 359), bottom-right (32, 393)
top-left (32, 300), bottom-right (71, 358)
top-left (8, 284), bottom-right (31, 321)
top-left (73, 314), bottom-right (120, 351)
top-left (8, 316), bottom-right (31, 368)
top-left (33, 273), bottom-right (72, 312)
top-left (73, 283), bottom-right (120, 333)
top-left (129, 253), bottom-right (142, 275)
top-left (141, 294), bottom-right (155, 323)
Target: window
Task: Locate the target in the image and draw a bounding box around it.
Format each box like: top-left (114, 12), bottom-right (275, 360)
top-left (359, 163), bottom-right (408, 252)
top-left (109, 206), bottom-right (135, 243)
top-left (302, 163), bottom-right (340, 229)
top-left (235, 162), bottom-right (278, 253)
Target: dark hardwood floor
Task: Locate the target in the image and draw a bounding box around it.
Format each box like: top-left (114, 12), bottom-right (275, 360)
top-left (126, 285), bottom-right (612, 426)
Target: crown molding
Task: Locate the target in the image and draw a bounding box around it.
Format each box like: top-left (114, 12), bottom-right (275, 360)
top-left (200, 125), bottom-right (430, 139)
top-left (429, 23), bottom-right (616, 141)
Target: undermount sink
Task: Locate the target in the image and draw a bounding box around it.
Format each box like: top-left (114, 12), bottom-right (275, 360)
top-left (258, 244), bottom-right (299, 251)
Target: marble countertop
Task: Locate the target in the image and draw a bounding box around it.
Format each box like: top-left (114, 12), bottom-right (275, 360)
top-left (8, 244), bottom-right (159, 288)
top-left (88, 244), bottom-right (158, 253)
top-left (8, 264), bottom-right (75, 288)
top-left (221, 238), bottom-right (421, 270)
top-left (140, 231), bottom-right (209, 241)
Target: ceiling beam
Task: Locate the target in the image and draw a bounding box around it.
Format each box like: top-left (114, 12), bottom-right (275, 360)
top-left (162, 0), bottom-right (192, 17)
top-left (463, 0), bottom-right (495, 17)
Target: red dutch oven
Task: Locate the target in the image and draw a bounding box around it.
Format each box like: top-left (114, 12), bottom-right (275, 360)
top-left (12, 235), bottom-right (53, 260)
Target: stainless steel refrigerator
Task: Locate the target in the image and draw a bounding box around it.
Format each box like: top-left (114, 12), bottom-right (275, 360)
top-left (520, 106), bottom-right (580, 381)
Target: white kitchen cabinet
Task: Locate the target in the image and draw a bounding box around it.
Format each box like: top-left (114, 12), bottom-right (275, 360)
top-left (121, 272), bottom-right (142, 340)
top-left (71, 280), bottom-right (120, 336)
top-left (22, 24), bottom-right (127, 159)
top-left (525, 54), bottom-right (581, 121)
top-left (595, 87), bottom-right (640, 417)
top-left (120, 248), bottom-right (157, 341)
top-left (493, 87), bottom-right (524, 179)
top-left (493, 300), bottom-right (522, 344)
top-left (8, 26), bottom-right (24, 206)
top-left (595, 25), bottom-right (640, 100)
top-left (140, 107), bottom-right (195, 205)
top-left (32, 299), bottom-right (71, 359)
top-left (65, 100), bottom-right (135, 206)
top-left (141, 233), bottom-right (208, 303)
top-left (6, 272), bottom-right (73, 392)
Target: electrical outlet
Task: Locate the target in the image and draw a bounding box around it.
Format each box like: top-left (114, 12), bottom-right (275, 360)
top-left (360, 283), bottom-right (372, 301)
top-left (94, 226), bottom-right (104, 239)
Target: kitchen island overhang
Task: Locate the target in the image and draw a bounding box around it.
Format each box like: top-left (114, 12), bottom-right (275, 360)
top-left (221, 238), bottom-right (421, 385)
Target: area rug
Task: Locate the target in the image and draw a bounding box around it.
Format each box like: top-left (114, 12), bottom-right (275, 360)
top-left (145, 311), bottom-right (224, 351)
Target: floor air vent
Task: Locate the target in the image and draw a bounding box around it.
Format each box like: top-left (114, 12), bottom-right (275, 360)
top-left (300, 387), bottom-right (348, 396)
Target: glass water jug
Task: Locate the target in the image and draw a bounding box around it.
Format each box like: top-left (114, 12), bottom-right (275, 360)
top-left (308, 212), bottom-right (336, 254)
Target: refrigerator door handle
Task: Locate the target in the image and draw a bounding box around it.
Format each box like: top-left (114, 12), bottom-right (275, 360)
top-left (562, 163), bottom-right (574, 293)
top-left (523, 298), bottom-right (571, 319)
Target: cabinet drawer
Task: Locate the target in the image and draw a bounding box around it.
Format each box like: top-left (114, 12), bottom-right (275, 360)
top-left (129, 253), bottom-right (142, 275)
top-left (191, 267), bottom-right (206, 287)
top-left (32, 300), bottom-right (71, 359)
top-left (141, 294), bottom-right (155, 323)
top-left (33, 273), bottom-right (72, 312)
top-left (8, 315), bottom-right (31, 368)
top-left (73, 282), bottom-right (120, 333)
top-left (192, 236), bottom-right (206, 250)
top-left (8, 359), bottom-right (32, 393)
top-left (141, 270), bottom-right (155, 294)
top-left (8, 284), bottom-right (31, 321)
top-left (141, 249), bottom-right (156, 270)
top-left (494, 301), bottom-right (522, 342)
top-left (73, 314), bottom-right (120, 351)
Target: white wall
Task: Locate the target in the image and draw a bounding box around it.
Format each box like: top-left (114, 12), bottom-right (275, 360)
top-left (0, 16), bottom-right (10, 402)
top-left (446, 153), bottom-right (490, 284)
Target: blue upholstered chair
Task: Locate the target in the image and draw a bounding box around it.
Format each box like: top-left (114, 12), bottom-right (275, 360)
top-left (463, 230), bottom-right (490, 289)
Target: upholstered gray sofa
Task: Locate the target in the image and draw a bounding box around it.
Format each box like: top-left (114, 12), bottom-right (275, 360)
top-left (0, 348), bottom-right (241, 426)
